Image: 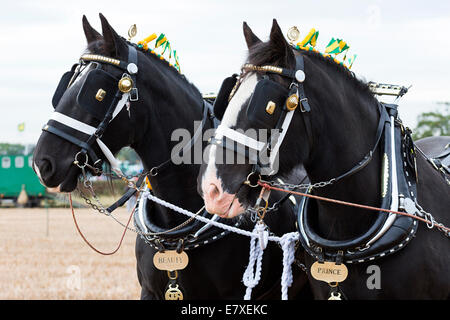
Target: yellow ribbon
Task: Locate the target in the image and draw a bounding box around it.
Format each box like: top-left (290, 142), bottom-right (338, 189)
top-left (298, 28), bottom-right (316, 48)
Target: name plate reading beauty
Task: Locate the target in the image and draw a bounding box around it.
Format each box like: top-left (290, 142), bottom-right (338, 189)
top-left (153, 250), bottom-right (189, 271)
top-left (310, 261), bottom-right (348, 283)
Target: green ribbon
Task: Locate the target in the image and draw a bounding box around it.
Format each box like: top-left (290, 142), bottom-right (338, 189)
top-left (162, 41), bottom-right (171, 55)
top-left (325, 38), bottom-right (349, 56)
top-left (155, 33), bottom-right (167, 48)
top-left (174, 50), bottom-right (180, 70)
top-left (345, 54), bottom-right (357, 69)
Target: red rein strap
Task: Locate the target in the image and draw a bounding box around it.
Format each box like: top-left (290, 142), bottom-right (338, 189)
top-left (258, 181), bottom-right (450, 233)
top-left (69, 193), bottom-right (135, 255)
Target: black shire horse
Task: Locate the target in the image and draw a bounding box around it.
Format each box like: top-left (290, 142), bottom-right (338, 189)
top-left (32, 14), bottom-right (311, 299)
top-left (198, 19), bottom-right (449, 299)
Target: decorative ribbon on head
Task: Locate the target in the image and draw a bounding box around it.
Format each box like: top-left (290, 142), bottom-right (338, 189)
top-left (136, 32), bottom-right (180, 72)
top-left (173, 50), bottom-right (180, 72)
top-left (155, 33), bottom-right (167, 48)
top-left (292, 27), bottom-right (357, 69)
top-left (324, 38), bottom-right (349, 56)
top-left (344, 54), bottom-right (357, 69)
top-left (138, 33), bottom-right (157, 51)
top-left (298, 28), bottom-right (319, 48)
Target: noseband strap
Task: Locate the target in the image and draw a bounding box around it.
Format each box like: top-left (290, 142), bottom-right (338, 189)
top-left (50, 112), bottom-right (96, 135)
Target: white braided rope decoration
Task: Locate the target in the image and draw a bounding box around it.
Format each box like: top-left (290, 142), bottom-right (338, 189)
top-left (243, 223), bottom-right (265, 300)
top-left (145, 191), bottom-right (299, 300)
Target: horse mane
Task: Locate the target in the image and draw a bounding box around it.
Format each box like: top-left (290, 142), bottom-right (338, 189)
top-left (301, 49), bottom-right (375, 100)
top-left (86, 38), bottom-right (203, 100)
top-left (246, 40), bottom-right (375, 101)
top-left (247, 41), bottom-right (295, 69)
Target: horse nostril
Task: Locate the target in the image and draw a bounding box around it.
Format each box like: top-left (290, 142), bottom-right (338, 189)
top-left (38, 157), bottom-right (56, 180)
top-left (206, 183), bottom-right (220, 200)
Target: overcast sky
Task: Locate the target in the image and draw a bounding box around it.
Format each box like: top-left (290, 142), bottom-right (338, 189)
top-left (1, 0), bottom-right (449, 144)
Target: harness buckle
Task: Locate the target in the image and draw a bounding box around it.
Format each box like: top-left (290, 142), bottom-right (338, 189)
top-left (299, 97), bottom-right (309, 112)
top-left (289, 82), bottom-right (299, 90)
top-left (130, 87), bottom-right (139, 101)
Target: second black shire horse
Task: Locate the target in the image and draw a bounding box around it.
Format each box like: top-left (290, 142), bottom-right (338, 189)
top-left (199, 19), bottom-right (449, 299)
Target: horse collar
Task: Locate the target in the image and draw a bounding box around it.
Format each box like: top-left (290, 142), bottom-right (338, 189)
top-left (297, 103), bottom-right (420, 264)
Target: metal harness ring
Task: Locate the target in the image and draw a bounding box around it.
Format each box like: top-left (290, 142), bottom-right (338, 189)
top-left (149, 167), bottom-right (159, 177)
top-left (167, 270), bottom-right (178, 280)
top-left (244, 172), bottom-right (261, 188)
top-left (73, 152), bottom-right (89, 168)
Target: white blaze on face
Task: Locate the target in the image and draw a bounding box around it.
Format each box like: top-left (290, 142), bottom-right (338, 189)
top-left (201, 74), bottom-right (258, 217)
top-left (33, 160), bottom-right (43, 182)
top-left (204, 73), bottom-right (258, 185)
top-left (71, 62), bottom-right (95, 86)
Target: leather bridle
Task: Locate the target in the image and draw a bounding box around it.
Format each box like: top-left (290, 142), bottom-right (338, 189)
top-left (44, 45), bottom-right (140, 177)
top-left (210, 54), bottom-right (312, 179)
top-left (44, 44), bottom-right (216, 213)
top-left (209, 51), bottom-right (390, 191)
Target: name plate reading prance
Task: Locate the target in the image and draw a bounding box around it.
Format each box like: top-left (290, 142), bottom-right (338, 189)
top-left (310, 261), bottom-right (348, 283)
top-left (153, 250), bottom-right (189, 271)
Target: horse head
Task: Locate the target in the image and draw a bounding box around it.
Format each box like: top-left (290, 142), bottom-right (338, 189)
top-left (198, 19), bottom-right (380, 219)
top-left (198, 19), bottom-right (312, 217)
top-left (33, 14), bottom-right (144, 192)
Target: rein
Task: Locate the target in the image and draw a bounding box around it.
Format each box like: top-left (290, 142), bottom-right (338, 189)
top-left (71, 100), bottom-right (215, 253)
top-left (256, 181), bottom-right (450, 236)
top-left (69, 193), bottom-right (136, 255)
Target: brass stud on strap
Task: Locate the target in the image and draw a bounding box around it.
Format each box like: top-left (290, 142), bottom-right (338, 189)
top-left (265, 101), bottom-right (276, 114)
top-left (95, 89), bottom-right (106, 101)
top-left (286, 94), bottom-right (299, 111)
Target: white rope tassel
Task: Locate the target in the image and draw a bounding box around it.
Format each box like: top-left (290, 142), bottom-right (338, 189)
top-left (242, 223), bottom-right (266, 300)
top-left (279, 232), bottom-right (299, 300)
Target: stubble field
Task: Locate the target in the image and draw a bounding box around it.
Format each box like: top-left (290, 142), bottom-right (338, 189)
top-left (0, 207), bottom-right (141, 299)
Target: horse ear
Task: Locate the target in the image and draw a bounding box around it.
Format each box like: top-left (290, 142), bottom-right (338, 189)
top-left (243, 22), bottom-right (262, 49)
top-left (99, 13), bottom-right (128, 59)
top-left (82, 15), bottom-right (102, 44)
top-left (268, 19), bottom-right (295, 67)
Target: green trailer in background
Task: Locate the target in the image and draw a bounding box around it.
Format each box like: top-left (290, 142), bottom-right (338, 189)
top-left (0, 155), bottom-right (46, 206)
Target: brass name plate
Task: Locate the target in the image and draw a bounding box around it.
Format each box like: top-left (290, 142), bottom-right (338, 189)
top-left (310, 261), bottom-right (348, 283)
top-left (153, 250), bottom-right (189, 271)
